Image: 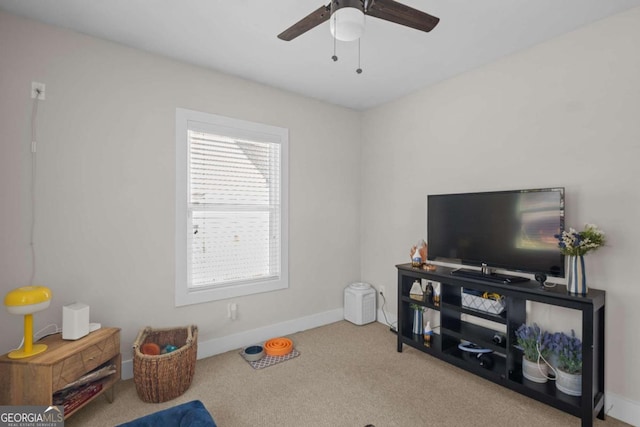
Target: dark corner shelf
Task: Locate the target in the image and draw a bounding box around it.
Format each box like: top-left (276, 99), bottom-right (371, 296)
top-left (459, 305), bottom-right (507, 324)
top-left (442, 345), bottom-right (507, 382)
top-left (401, 296), bottom-right (440, 311)
top-left (441, 322), bottom-right (507, 353)
top-left (401, 330), bottom-right (441, 355)
top-left (507, 370), bottom-right (584, 417)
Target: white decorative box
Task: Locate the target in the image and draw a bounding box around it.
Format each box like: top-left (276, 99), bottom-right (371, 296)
top-left (462, 292), bottom-right (506, 315)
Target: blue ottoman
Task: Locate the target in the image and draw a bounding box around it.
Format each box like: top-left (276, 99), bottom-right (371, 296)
top-left (117, 400), bottom-right (216, 427)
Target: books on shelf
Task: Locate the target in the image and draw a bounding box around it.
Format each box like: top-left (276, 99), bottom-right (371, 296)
top-left (52, 362), bottom-right (116, 415)
top-left (54, 382), bottom-right (103, 414)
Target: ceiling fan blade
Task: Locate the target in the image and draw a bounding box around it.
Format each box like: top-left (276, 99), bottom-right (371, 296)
top-left (278, 4), bottom-right (332, 41)
top-left (366, 0), bottom-right (439, 33)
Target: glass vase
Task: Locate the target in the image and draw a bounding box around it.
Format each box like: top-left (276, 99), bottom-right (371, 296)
top-left (412, 309), bottom-right (423, 335)
top-left (566, 255), bottom-right (587, 296)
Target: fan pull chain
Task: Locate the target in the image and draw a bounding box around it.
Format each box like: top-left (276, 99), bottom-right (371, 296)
top-left (331, 14), bottom-right (338, 62)
top-left (356, 38), bottom-right (363, 74)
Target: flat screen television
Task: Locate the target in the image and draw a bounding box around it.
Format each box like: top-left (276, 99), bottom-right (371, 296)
top-left (427, 188), bottom-right (565, 280)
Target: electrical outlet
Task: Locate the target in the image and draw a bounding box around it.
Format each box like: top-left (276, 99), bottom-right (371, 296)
top-left (31, 82), bottom-right (46, 100)
top-left (380, 286), bottom-right (385, 296)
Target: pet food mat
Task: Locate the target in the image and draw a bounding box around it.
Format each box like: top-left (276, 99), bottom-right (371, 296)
top-left (241, 348), bottom-right (300, 369)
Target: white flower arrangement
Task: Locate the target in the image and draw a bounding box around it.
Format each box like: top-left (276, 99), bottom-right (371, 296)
top-left (555, 224), bottom-right (605, 256)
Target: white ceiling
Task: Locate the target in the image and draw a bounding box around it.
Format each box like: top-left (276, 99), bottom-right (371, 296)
top-left (2, 0), bottom-right (640, 110)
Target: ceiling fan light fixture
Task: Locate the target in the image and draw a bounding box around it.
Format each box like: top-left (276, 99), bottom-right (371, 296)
top-left (330, 7), bottom-right (365, 42)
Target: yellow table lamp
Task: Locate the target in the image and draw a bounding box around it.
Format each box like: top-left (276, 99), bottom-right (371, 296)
top-left (4, 286), bottom-right (52, 359)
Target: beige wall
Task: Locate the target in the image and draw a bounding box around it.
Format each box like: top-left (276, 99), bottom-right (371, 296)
top-left (361, 6), bottom-right (640, 408)
top-left (0, 11), bottom-right (361, 358)
top-left (2, 4), bottom-right (640, 420)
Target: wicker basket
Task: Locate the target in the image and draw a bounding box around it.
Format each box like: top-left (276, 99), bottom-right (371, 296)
top-left (133, 325), bottom-right (198, 403)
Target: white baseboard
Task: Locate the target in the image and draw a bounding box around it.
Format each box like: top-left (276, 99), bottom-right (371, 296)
top-left (607, 391), bottom-right (640, 426)
top-left (121, 308), bottom-right (344, 380)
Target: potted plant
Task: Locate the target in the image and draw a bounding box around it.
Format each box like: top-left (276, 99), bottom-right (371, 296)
top-left (546, 331), bottom-right (564, 372)
top-left (555, 330), bottom-right (583, 396)
top-left (555, 224), bottom-right (605, 295)
top-left (515, 323), bottom-right (552, 383)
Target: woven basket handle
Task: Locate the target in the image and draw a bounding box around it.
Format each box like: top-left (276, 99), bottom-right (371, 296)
top-left (186, 324), bottom-right (197, 345)
top-left (132, 326), bottom-right (152, 350)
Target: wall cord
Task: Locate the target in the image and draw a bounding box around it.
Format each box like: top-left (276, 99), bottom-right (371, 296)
top-left (29, 92), bottom-right (41, 286)
top-left (376, 287), bottom-right (396, 330)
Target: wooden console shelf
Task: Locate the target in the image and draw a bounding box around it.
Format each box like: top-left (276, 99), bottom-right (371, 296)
top-left (396, 264), bottom-right (605, 427)
top-left (0, 327), bottom-right (121, 419)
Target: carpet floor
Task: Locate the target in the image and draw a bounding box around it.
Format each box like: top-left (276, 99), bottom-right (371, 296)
top-left (66, 321), bottom-right (630, 426)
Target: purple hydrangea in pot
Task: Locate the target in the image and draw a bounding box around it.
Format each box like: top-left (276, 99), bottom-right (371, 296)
top-left (515, 323), bottom-right (552, 383)
top-left (555, 330), bottom-right (583, 396)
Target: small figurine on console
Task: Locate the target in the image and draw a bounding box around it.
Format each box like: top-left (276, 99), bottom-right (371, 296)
top-left (410, 240), bottom-right (428, 267)
top-left (409, 240), bottom-right (437, 270)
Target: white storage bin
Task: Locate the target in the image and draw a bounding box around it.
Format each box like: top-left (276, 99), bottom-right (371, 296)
top-left (462, 290), bottom-right (506, 315)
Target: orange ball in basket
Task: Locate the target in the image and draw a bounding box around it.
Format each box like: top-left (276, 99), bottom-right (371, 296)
top-left (141, 342), bottom-right (161, 355)
top-left (264, 337), bottom-right (293, 356)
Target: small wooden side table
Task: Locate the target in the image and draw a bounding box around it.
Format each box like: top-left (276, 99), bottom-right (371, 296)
top-left (0, 327), bottom-right (121, 419)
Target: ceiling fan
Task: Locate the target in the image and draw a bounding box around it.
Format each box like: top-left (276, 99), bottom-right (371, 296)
top-left (277, 0), bottom-right (440, 42)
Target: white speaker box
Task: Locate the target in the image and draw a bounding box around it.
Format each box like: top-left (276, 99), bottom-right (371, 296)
top-left (63, 302), bottom-right (90, 340)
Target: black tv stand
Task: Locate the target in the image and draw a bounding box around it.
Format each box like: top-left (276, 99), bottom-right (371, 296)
top-left (396, 264), bottom-right (605, 427)
top-left (451, 268), bottom-right (529, 284)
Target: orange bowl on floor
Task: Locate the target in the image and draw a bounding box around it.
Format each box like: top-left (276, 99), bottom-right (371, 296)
top-left (264, 337), bottom-right (293, 356)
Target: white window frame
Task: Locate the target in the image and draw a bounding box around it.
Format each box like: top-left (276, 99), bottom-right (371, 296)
top-left (175, 108), bottom-right (289, 306)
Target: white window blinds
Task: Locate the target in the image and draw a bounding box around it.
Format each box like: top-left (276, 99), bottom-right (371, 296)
top-left (188, 131), bottom-right (281, 288)
top-left (175, 108), bottom-right (288, 306)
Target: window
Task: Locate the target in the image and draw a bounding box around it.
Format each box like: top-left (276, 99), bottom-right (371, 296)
top-left (175, 108), bottom-right (288, 306)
